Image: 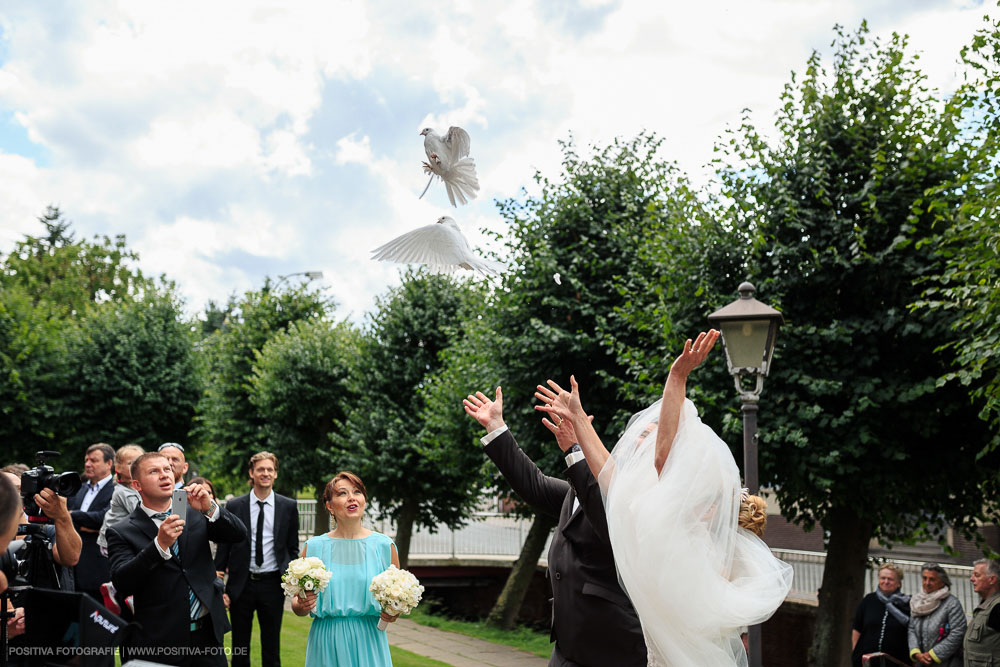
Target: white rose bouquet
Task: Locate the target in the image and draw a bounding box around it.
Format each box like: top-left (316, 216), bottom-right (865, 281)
top-left (281, 556), bottom-right (332, 599)
top-left (370, 565), bottom-right (424, 630)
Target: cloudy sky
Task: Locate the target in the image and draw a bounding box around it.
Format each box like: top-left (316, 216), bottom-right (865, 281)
top-left (0, 0), bottom-right (994, 321)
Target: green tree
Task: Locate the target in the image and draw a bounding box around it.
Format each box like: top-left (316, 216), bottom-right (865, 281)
top-left (195, 281), bottom-right (332, 496)
top-left (250, 318), bottom-right (361, 533)
top-left (336, 269), bottom-right (487, 568)
top-left (64, 293), bottom-right (201, 456)
top-left (481, 134), bottom-right (721, 628)
top-left (0, 285), bottom-right (74, 464)
top-left (718, 24), bottom-right (1000, 666)
top-left (1, 206), bottom-right (156, 314)
top-left (915, 16), bottom-right (1000, 450)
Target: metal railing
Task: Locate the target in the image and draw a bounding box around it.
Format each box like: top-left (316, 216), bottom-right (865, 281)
top-left (296, 501), bottom-right (979, 613)
top-left (773, 548), bottom-right (977, 616)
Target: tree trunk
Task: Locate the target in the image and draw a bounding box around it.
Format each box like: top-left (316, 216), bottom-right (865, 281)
top-left (393, 500), bottom-right (418, 569)
top-left (486, 513), bottom-right (557, 630)
top-left (808, 508), bottom-right (874, 667)
top-left (313, 486), bottom-right (329, 536)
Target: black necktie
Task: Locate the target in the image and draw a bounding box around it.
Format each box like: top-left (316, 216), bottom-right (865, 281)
top-left (255, 500), bottom-right (265, 567)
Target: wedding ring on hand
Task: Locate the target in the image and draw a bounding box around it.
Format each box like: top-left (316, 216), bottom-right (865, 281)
top-left (554, 416), bottom-right (563, 427)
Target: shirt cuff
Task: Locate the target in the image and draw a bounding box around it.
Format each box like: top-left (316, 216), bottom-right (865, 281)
top-left (481, 425), bottom-right (509, 446)
top-left (204, 503), bottom-right (220, 522)
top-left (155, 539), bottom-right (173, 560)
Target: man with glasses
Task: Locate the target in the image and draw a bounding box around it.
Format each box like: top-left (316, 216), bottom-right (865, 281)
top-left (158, 443), bottom-right (189, 489)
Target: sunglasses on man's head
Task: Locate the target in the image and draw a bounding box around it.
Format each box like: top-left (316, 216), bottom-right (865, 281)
top-left (157, 443), bottom-right (184, 452)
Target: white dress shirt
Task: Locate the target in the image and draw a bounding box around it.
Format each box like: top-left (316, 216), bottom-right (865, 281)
top-left (249, 490), bottom-right (278, 573)
top-left (80, 473), bottom-right (113, 512)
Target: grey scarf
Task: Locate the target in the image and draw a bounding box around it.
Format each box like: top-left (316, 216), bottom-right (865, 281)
top-left (875, 589), bottom-right (910, 625)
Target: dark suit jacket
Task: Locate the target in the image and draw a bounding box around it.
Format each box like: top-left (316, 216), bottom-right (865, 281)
top-left (214, 491), bottom-right (299, 600)
top-left (106, 504), bottom-right (247, 659)
top-left (486, 429), bottom-right (646, 667)
top-left (67, 477), bottom-right (116, 593)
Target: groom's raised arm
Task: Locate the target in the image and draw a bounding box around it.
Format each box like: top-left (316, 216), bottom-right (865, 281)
top-left (464, 387), bottom-right (568, 519)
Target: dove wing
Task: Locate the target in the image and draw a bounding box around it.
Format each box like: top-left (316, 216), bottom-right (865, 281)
top-left (371, 223), bottom-right (469, 268)
top-left (443, 126), bottom-right (471, 162)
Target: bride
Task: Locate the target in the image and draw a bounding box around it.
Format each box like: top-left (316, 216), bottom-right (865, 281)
top-left (535, 330), bottom-right (792, 666)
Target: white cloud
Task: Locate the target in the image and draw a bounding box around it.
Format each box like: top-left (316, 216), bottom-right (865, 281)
top-left (0, 0), bottom-right (996, 320)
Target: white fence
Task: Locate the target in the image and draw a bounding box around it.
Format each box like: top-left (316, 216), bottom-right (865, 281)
top-left (296, 501), bottom-right (979, 613)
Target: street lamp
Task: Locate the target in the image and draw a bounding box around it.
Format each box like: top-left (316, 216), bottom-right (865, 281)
top-left (707, 281), bottom-right (783, 667)
top-left (278, 271), bottom-right (324, 284)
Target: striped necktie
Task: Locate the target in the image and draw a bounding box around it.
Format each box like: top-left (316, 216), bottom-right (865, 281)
top-left (150, 511), bottom-right (202, 621)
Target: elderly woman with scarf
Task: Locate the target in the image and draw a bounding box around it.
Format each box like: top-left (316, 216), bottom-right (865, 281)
top-left (851, 563), bottom-right (911, 667)
top-left (908, 563), bottom-right (966, 666)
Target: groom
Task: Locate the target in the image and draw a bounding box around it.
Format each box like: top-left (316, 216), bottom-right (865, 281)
top-left (464, 386), bottom-right (646, 667)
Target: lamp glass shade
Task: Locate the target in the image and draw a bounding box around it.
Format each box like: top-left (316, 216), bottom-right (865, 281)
top-left (719, 319), bottom-right (773, 371)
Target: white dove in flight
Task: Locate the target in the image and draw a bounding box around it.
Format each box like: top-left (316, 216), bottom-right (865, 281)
top-left (419, 126), bottom-right (480, 207)
top-left (371, 216), bottom-right (502, 276)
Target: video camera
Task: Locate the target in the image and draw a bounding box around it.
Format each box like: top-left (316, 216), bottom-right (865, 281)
top-left (20, 451), bottom-right (81, 521)
top-left (0, 524), bottom-right (64, 592)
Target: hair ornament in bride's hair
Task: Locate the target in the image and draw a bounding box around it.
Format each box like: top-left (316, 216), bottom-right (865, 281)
top-left (740, 487), bottom-right (750, 502)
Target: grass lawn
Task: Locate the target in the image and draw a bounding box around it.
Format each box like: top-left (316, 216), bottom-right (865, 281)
top-left (405, 607), bottom-right (552, 659)
top-left (115, 611), bottom-right (448, 667)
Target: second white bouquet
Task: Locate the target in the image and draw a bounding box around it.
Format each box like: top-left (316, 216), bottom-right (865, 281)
top-left (370, 565), bottom-right (425, 630)
top-left (281, 556), bottom-right (332, 599)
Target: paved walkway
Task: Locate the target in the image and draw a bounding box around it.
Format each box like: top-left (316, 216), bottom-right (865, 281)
top-left (387, 618), bottom-right (549, 667)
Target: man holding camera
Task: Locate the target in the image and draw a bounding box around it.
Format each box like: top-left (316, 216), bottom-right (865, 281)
top-left (67, 443), bottom-right (116, 605)
top-left (107, 452), bottom-right (246, 666)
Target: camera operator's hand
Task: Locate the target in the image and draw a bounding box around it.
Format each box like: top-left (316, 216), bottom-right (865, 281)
top-left (184, 483), bottom-right (215, 514)
top-left (37, 488), bottom-right (82, 567)
top-left (7, 606), bottom-right (25, 638)
top-left (156, 514), bottom-right (185, 552)
top-left (36, 488), bottom-right (70, 522)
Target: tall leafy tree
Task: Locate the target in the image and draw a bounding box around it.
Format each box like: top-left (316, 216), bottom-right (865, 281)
top-left (195, 282), bottom-right (332, 495)
top-left (249, 318), bottom-right (361, 532)
top-left (335, 269), bottom-right (486, 568)
top-left (64, 293), bottom-right (201, 456)
top-left (480, 134), bottom-right (722, 628)
top-left (915, 16), bottom-right (1000, 451)
top-left (718, 24), bottom-right (1000, 666)
top-left (1, 206), bottom-right (156, 313)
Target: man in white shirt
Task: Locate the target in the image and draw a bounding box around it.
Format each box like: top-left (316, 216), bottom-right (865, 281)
top-left (214, 452), bottom-right (299, 667)
top-left (67, 443), bottom-right (116, 604)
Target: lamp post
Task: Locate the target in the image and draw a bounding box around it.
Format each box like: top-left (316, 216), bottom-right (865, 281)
top-left (277, 271), bottom-right (324, 285)
top-left (707, 281), bottom-right (783, 667)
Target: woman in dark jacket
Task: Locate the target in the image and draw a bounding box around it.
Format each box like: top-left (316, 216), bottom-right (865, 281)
top-left (851, 563), bottom-right (911, 666)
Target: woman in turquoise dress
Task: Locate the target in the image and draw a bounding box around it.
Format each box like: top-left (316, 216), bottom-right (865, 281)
top-left (291, 471), bottom-right (399, 666)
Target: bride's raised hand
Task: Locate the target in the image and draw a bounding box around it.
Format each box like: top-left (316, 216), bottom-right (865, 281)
top-left (669, 330), bottom-right (720, 379)
top-left (534, 375), bottom-right (586, 423)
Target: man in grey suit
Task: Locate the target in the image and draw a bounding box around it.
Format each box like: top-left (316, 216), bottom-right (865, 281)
top-left (464, 386), bottom-right (646, 667)
top-left (215, 452), bottom-right (299, 667)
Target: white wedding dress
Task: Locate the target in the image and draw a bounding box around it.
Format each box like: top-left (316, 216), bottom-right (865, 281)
top-left (598, 398), bottom-right (793, 666)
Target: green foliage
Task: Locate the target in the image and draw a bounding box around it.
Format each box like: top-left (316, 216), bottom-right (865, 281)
top-left (0, 285), bottom-right (74, 464)
top-left (488, 133), bottom-right (726, 482)
top-left (336, 269), bottom-right (489, 535)
top-left (914, 16), bottom-right (1000, 453)
top-left (249, 318), bottom-right (361, 497)
top-left (195, 281), bottom-right (332, 496)
top-left (64, 292), bottom-right (201, 456)
top-left (1, 206), bottom-right (158, 314)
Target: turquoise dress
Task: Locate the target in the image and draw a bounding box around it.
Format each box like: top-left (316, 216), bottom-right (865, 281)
top-left (304, 532), bottom-right (395, 667)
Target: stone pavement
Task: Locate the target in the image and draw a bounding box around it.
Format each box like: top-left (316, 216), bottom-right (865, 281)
top-left (387, 618), bottom-right (549, 667)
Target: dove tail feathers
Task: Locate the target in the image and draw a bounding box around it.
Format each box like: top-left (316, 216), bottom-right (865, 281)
top-left (441, 157), bottom-right (480, 207)
top-left (418, 173), bottom-right (434, 200)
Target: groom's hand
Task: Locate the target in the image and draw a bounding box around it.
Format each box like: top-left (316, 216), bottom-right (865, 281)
top-left (463, 387), bottom-right (505, 433)
top-left (542, 413), bottom-right (594, 452)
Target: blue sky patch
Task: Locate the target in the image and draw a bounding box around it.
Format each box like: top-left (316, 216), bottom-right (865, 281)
top-left (0, 111), bottom-right (50, 166)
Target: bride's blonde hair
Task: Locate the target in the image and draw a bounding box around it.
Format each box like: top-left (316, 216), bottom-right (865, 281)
top-left (738, 494), bottom-right (768, 537)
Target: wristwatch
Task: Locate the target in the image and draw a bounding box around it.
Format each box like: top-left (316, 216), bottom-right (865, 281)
top-left (203, 500), bottom-right (219, 517)
top-left (564, 443), bottom-right (585, 468)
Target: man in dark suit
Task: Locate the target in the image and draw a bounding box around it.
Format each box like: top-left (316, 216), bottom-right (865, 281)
top-left (107, 452), bottom-right (246, 666)
top-left (68, 443), bottom-right (116, 602)
top-left (464, 386), bottom-right (646, 667)
top-left (214, 451), bottom-right (299, 667)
